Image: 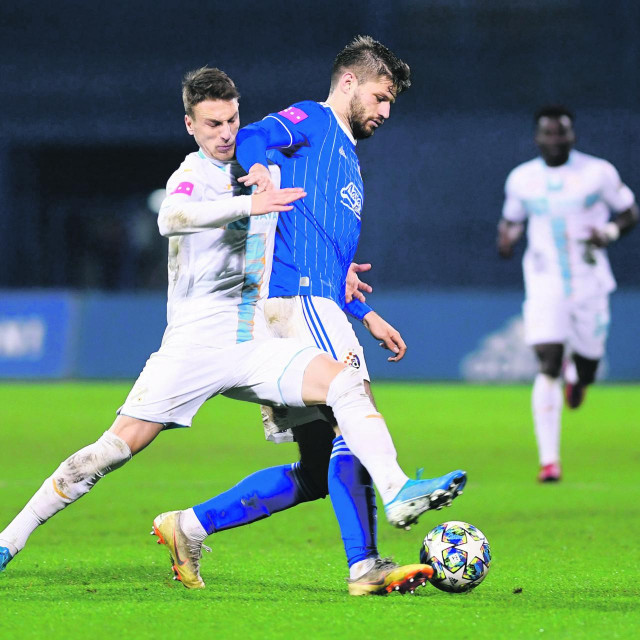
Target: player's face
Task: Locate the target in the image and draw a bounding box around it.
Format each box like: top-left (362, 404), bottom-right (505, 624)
top-left (185, 99), bottom-right (240, 162)
top-left (535, 115), bottom-right (575, 167)
top-left (348, 76), bottom-right (396, 140)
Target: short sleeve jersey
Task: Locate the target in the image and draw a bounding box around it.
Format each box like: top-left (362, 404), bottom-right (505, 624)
top-left (503, 150), bottom-right (635, 299)
top-left (161, 150), bottom-right (280, 345)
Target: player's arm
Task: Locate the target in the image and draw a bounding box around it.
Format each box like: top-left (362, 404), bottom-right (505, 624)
top-left (588, 165), bottom-right (638, 247)
top-left (158, 179), bottom-right (305, 237)
top-left (588, 204), bottom-right (639, 248)
top-left (362, 311), bottom-right (407, 363)
top-left (498, 173), bottom-right (527, 258)
top-left (497, 218), bottom-right (525, 258)
top-left (236, 103), bottom-right (322, 192)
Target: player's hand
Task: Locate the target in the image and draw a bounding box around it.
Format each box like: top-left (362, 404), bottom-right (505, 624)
top-left (238, 164), bottom-right (274, 193)
top-left (250, 188), bottom-right (306, 215)
top-left (362, 311), bottom-right (407, 362)
top-left (587, 223), bottom-right (621, 248)
top-left (345, 262), bottom-right (373, 303)
top-left (497, 220), bottom-right (524, 259)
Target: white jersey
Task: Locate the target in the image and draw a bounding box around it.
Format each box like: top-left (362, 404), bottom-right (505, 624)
top-left (158, 150), bottom-right (279, 346)
top-left (503, 150), bottom-right (635, 300)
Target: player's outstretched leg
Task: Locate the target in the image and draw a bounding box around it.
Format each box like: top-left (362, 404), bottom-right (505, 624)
top-left (151, 511), bottom-right (211, 589)
top-left (322, 366), bottom-right (467, 530)
top-left (0, 430), bottom-right (132, 568)
top-left (347, 558), bottom-right (433, 596)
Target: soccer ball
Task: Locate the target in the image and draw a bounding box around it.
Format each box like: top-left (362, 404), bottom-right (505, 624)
top-left (420, 520), bottom-right (491, 593)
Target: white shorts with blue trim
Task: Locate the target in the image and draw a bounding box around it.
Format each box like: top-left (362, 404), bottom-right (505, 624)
top-left (523, 293), bottom-right (610, 359)
top-left (118, 326), bottom-right (322, 429)
top-left (264, 296), bottom-right (370, 380)
top-left (259, 295), bottom-right (370, 443)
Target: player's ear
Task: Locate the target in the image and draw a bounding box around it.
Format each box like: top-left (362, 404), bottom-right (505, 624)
top-left (185, 114), bottom-right (195, 136)
top-left (339, 71), bottom-right (357, 96)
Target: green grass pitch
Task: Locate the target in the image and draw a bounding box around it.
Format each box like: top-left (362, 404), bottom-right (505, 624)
top-left (1, 382), bottom-right (639, 639)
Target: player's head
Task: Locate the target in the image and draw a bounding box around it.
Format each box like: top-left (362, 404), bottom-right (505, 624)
top-left (329, 35), bottom-right (411, 140)
top-left (182, 66), bottom-right (241, 162)
top-left (534, 104), bottom-right (575, 167)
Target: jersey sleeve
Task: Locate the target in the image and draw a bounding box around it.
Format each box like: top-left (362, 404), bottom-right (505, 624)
top-left (236, 101), bottom-right (328, 172)
top-left (344, 298), bottom-right (373, 322)
top-left (501, 170), bottom-right (527, 222)
top-left (157, 166), bottom-right (251, 236)
top-left (599, 161), bottom-right (635, 213)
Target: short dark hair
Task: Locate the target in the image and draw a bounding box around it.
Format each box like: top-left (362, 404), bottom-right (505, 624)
top-left (182, 66), bottom-right (240, 117)
top-left (534, 104), bottom-right (575, 126)
top-left (330, 35), bottom-right (411, 95)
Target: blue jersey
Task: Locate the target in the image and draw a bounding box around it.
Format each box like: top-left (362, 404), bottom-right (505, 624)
top-left (236, 101), bottom-right (372, 320)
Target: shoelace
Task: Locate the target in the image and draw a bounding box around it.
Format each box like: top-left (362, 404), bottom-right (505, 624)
top-left (187, 541), bottom-right (212, 562)
top-left (374, 557), bottom-right (398, 572)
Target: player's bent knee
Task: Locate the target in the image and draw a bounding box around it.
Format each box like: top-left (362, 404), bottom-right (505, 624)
top-left (51, 431), bottom-right (132, 502)
top-left (325, 367), bottom-right (372, 412)
top-left (301, 354), bottom-right (347, 405)
top-left (534, 343), bottom-right (564, 378)
top-left (109, 415), bottom-right (164, 454)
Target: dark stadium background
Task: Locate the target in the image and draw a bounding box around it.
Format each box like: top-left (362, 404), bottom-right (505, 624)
top-left (0, 0), bottom-right (638, 379)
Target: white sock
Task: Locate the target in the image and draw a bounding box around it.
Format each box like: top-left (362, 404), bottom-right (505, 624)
top-left (180, 508), bottom-right (208, 542)
top-left (0, 431), bottom-right (131, 554)
top-left (326, 368), bottom-right (409, 504)
top-left (349, 556), bottom-right (378, 580)
top-left (532, 373), bottom-right (563, 465)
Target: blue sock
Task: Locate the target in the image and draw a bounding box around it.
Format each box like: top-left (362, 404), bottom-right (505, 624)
top-left (193, 464), bottom-right (307, 535)
top-left (328, 435), bottom-right (378, 567)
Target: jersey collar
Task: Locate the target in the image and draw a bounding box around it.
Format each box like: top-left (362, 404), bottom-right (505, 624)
top-left (321, 102), bottom-right (357, 146)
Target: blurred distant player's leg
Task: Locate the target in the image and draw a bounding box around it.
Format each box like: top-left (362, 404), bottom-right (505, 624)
top-left (531, 346), bottom-right (563, 483)
top-left (564, 352), bottom-right (599, 409)
top-left (564, 295), bottom-right (609, 410)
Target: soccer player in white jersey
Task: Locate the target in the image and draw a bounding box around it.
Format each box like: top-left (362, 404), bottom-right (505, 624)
top-left (498, 105), bottom-right (638, 482)
top-left (0, 67), bottom-right (462, 593)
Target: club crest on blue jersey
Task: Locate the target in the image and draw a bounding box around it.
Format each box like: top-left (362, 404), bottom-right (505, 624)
top-left (341, 350), bottom-right (361, 369)
top-left (340, 182), bottom-right (363, 219)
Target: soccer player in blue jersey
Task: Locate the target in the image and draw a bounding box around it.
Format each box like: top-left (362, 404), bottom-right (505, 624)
top-left (168, 37), bottom-right (467, 593)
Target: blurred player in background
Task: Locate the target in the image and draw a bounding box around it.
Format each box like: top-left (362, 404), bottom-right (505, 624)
top-left (497, 105), bottom-right (638, 482)
top-left (0, 65), bottom-right (462, 595)
top-left (155, 37), bottom-right (466, 594)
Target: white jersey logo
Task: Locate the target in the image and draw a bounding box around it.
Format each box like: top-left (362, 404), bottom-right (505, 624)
top-left (340, 181), bottom-right (363, 219)
top-left (338, 145), bottom-right (347, 159)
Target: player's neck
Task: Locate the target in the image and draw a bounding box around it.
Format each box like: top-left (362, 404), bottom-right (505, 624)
top-left (325, 95), bottom-right (353, 136)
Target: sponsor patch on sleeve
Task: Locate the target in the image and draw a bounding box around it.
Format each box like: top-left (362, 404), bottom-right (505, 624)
top-left (278, 106), bottom-right (309, 124)
top-left (171, 181), bottom-right (195, 196)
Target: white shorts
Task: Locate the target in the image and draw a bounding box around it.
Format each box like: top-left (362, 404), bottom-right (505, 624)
top-left (523, 294), bottom-right (610, 359)
top-left (118, 326), bottom-right (323, 428)
top-left (264, 296), bottom-right (370, 379)
top-left (260, 295), bottom-right (370, 442)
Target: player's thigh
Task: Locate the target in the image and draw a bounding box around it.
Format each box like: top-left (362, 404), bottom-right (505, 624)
top-left (118, 336), bottom-right (229, 428)
top-left (523, 296), bottom-right (570, 346)
top-left (568, 296), bottom-right (610, 359)
top-left (221, 338), bottom-right (324, 408)
top-left (265, 296), bottom-right (370, 380)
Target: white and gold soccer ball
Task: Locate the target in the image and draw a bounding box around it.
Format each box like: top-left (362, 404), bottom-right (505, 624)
top-left (420, 520), bottom-right (491, 593)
